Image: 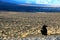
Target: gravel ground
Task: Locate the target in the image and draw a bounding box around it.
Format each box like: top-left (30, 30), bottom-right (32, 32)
top-left (0, 12), bottom-right (60, 39)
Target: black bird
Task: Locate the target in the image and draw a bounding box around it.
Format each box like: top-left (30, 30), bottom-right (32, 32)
top-left (41, 25), bottom-right (47, 36)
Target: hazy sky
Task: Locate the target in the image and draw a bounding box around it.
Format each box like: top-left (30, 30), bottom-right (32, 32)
top-left (0, 0), bottom-right (60, 5)
top-left (13, 0), bottom-right (60, 4)
top-left (39, 0), bottom-right (60, 4)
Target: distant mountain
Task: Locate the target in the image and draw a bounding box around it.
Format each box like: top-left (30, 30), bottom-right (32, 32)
top-left (0, 1), bottom-right (60, 12)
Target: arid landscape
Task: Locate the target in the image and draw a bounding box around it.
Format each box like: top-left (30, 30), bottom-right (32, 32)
top-left (0, 12), bottom-right (60, 39)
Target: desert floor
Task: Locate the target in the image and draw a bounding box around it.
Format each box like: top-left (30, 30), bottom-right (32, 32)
top-left (0, 12), bottom-right (60, 39)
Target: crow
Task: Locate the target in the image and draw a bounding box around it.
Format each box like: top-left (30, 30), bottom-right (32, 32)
top-left (41, 25), bottom-right (47, 36)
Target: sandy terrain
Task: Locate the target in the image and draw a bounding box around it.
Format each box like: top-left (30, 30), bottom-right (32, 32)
top-left (0, 12), bottom-right (60, 39)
